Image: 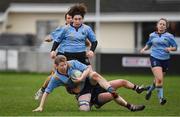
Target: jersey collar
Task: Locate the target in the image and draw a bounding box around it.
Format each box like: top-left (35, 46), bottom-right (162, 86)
top-left (70, 23), bottom-right (82, 31)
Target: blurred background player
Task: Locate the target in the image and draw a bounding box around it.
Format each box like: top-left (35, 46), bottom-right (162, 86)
top-left (35, 3), bottom-right (97, 100)
top-left (44, 13), bottom-right (73, 42)
top-left (140, 18), bottom-right (178, 105)
top-left (33, 55), bottom-right (145, 112)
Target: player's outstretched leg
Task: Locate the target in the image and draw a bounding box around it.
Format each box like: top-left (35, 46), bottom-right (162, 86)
top-left (145, 91), bottom-right (152, 100)
top-left (145, 83), bottom-right (155, 100)
top-left (156, 86), bottom-right (167, 105)
top-left (109, 90), bottom-right (145, 112)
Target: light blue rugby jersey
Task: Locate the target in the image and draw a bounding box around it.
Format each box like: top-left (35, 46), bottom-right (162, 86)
top-left (146, 32), bottom-right (178, 60)
top-left (50, 23), bottom-right (96, 53)
top-left (45, 60), bottom-right (88, 93)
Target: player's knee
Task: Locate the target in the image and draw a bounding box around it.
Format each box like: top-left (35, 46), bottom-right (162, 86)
top-left (121, 80), bottom-right (127, 86)
top-left (111, 92), bottom-right (118, 99)
top-left (156, 78), bottom-right (163, 85)
top-left (91, 71), bottom-right (98, 77)
top-left (90, 71), bottom-right (99, 80)
top-left (158, 80), bottom-right (162, 84)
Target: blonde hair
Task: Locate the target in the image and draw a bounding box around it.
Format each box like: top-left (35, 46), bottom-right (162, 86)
top-left (54, 55), bottom-right (67, 65)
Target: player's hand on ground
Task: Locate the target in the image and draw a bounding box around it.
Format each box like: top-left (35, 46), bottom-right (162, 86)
top-left (32, 107), bottom-right (43, 112)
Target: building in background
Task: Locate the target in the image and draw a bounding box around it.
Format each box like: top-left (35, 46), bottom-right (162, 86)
top-left (0, 0), bottom-right (180, 74)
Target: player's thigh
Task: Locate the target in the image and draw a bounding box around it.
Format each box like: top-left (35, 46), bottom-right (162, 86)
top-left (150, 56), bottom-right (164, 80)
top-left (108, 79), bottom-right (125, 89)
top-left (152, 67), bottom-right (164, 85)
top-left (98, 92), bottom-right (113, 102)
top-left (152, 67), bottom-right (163, 79)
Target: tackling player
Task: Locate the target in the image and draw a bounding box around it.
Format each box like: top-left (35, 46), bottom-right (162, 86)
top-left (33, 55), bottom-right (145, 112)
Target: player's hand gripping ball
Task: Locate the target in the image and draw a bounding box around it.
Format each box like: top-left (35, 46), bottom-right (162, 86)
top-left (70, 70), bottom-right (83, 82)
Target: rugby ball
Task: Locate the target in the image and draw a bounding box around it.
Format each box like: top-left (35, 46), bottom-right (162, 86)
top-left (70, 70), bottom-right (82, 82)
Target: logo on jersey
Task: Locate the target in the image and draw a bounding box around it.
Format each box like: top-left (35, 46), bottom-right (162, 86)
top-left (164, 38), bottom-right (168, 42)
top-left (82, 32), bottom-right (85, 35)
top-left (153, 61), bottom-right (157, 66)
top-left (163, 38), bottom-right (169, 45)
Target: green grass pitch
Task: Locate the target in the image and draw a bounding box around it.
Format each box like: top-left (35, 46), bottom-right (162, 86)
top-left (0, 72), bottom-right (180, 116)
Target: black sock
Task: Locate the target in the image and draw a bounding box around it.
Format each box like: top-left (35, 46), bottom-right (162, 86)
top-left (41, 87), bottom-right (45, 92)
top-left (126, 103), bottom-right (131, 109)
top-left (133, 85), bottom-right (138, 90)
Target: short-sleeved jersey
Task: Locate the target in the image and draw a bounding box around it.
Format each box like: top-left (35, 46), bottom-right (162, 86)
top-left (146, 32), bottom-right (178, 60)
top-left (50, 23), bottom-right (96, 53)
top-left (45, 60), bottom-right (88, 93)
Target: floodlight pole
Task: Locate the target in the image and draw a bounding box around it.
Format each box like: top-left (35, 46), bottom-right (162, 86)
top-left (95, 0), bottom-right (101, 72)
top-left (96, 0), bottom-right (100, 43)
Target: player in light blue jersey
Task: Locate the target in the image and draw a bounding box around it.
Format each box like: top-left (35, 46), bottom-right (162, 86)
top-left (50, 22), bottom-right (95, 55)
top-left (44, 13), bottom-right (72, 42)
top-left (50, 3), bottom-right (97, 63)
top-left (140, 18), bottom-right (178, 105)
top-left (44, 13), bottom-right (91, 49)
top-left (33, 55), bottom-right (145, 112)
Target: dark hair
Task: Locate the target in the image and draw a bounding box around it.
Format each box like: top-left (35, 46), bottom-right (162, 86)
top-left (68, 3), bottom-right (87, 18)
top-left (157, 18), bottom-right (169, 28)
top-left (54, 55), bottom-right (67, 65)
top-left (64, 13), bottom-right (69, 20)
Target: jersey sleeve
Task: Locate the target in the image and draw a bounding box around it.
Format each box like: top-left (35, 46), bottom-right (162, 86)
top-left (86, 26), bottom-right (96, 42)
top-left (50, 26), bottom-right (65, 43)
top-left (169, 34), bottom-right (178, 48)
top-left (45, 76), bottom-right (63, 93)
top-left (146, 34), bottom-right (153, 47)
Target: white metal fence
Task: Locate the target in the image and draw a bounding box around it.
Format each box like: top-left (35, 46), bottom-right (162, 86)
top-left (0, 46), bottom-right (53, 72)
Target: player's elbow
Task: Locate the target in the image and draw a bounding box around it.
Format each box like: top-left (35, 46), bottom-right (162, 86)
top-left (174, 47), bottom-right (177, 51)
